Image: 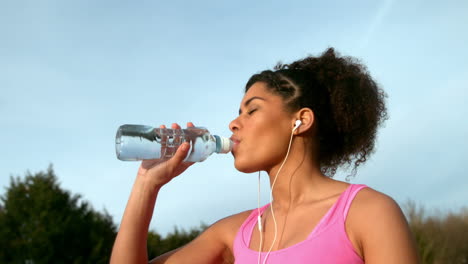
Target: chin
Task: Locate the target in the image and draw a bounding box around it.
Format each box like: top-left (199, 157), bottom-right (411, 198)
top-left (234, 159), bottom-right (263, 173)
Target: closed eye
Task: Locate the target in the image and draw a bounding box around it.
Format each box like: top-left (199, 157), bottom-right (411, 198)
top-left (248, 109), bottom-right (257, 115)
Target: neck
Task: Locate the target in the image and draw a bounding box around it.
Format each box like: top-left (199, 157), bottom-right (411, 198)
top-left (265, 139), bottom-right (332, 208)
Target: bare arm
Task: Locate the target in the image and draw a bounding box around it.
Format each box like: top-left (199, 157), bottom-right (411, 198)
top-left (350, 189), bottom-right (420, 264)
top-left (110, 173), bottom-right (162, 263)
top-left (110, 123), bottom-right (197, 264)
top-left (149, 216), bottom-right (237, 264)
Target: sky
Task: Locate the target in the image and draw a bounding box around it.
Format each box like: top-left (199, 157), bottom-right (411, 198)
top-left (1, 0), bottom-right (467, 235)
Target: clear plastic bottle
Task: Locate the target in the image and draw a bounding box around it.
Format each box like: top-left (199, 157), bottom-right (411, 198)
top-left (115, 124), bottom-right (232, 162)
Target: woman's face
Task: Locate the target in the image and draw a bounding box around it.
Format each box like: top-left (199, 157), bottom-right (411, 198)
top-left (229, 82), bottom-right (295, 173)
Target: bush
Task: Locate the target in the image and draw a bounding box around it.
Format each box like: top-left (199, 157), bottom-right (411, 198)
top-left (404, 201), bottom-right (468, 264)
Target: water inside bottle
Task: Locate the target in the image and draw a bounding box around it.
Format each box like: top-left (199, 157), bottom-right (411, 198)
top-left (116, 125), bottom-right (218, 162)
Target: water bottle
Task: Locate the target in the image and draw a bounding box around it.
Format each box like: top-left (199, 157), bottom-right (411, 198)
top-left (115, 124), bottom-right (232, 162)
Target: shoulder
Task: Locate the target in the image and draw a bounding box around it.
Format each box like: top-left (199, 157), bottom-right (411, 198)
top-left (347, 187), bottom-right (406, 234)
top-left (217, 208), bottom-right (255, 225)
top-left (351, 186), bottom-right (402, 217)
top-left (209, 209), bottom-right (254, 239)
top-left (347, 186), bottom-right (419, 263)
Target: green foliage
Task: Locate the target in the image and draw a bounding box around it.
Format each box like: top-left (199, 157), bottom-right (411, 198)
top-left (147, 224), bottom-right (207, 259)
top-left (0, 165), bottom-right (116, 264)
top-left (2, 165), bottom-right (467, 263)
top-left (404, 201), bottom-right (468, 264)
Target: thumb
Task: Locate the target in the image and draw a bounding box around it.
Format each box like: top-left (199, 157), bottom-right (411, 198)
top-left (167, 142), bottom-right (190, 167)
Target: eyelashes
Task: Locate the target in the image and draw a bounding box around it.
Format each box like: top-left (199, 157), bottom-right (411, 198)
top-left (237, 107), bottom-right (259, 116)
top-left (248, 108), bottom-right (258, 115)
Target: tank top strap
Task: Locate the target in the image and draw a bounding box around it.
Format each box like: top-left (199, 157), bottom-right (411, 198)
top-left (342, 184), bottom-right (368, 220)
top-left (305, 184), bottom-right (367, 238)
top-left (236, 204), bottom-right (270, 248)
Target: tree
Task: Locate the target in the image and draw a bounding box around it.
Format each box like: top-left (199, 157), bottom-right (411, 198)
top-left (0, 165), bottom-right (116, 264)
top-left (147, 224), bottom-right (206, 259)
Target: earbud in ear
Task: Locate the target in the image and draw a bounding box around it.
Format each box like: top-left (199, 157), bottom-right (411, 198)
top-left (293, 120), bottom-right (302, 131)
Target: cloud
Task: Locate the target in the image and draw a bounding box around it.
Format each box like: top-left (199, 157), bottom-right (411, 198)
top-left (359, 0), bottom-right (396, 50)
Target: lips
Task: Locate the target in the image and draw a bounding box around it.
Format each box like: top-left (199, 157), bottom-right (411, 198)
top-left (230, 135), bottom-right (240, 153)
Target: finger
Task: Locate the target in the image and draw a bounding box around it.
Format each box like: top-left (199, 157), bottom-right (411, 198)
top-left (187, 122), bottom-right (195, 127)
top-left (167, 142), bottom-right (190, 167)
top-left (171, 123), bottom-right (181, 129)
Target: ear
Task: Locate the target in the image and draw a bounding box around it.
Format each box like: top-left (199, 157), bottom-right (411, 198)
top-left (293, 108), bottom-right (314, 135)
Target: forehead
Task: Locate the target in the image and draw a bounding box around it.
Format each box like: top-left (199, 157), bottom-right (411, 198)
top-left (238, 82), bottom-right (288, 115)
top-left (242, 82), bottom-right (276, 103)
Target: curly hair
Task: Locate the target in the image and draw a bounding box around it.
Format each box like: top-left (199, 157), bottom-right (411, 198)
top-left (245, 48), bottom-right (388, 178)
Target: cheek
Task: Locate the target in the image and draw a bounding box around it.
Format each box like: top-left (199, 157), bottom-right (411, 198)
top-left (232, 143), bottom-right (262, 173)
top-left (232, 140), bottom-right (264, 173)
top-left (233, 130), bottom-right (290, 172)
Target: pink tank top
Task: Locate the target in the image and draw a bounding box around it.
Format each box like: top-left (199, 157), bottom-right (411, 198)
top-left (233, 184), bottom-right (367, 264)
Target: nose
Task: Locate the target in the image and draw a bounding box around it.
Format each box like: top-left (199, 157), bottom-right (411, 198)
top-left (229, 116), bottom-right (240, 132)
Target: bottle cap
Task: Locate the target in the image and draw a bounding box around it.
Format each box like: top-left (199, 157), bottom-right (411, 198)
top-left (215, 135), bottom-right (233, 154)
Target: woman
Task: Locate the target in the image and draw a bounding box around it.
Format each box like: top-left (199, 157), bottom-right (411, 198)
top-left (110, 48), bottom-right (419, 263)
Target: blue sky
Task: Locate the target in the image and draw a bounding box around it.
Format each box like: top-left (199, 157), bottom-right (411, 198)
top-left (1, 0), bottom-right (467, 235)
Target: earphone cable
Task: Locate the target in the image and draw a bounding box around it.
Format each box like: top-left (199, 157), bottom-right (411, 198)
top-left (262, 128), bottom-right (296, 264)
top-left (257, 171), bottom-right (263, 264)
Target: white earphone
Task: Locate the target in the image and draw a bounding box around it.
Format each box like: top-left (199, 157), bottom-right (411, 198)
top-left (257, 119), bottom-right (303, 264)
top-left (293, 120), bottom-right (302, 131)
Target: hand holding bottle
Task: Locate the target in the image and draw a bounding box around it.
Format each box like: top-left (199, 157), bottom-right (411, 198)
top-left (137, 122), bottom-right (196, 188)
top-left (111, 123), bottom-right (200, 264)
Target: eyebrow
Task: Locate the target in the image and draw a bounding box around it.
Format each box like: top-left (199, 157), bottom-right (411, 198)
top-left (238, 96), bottom-right (266, 115)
